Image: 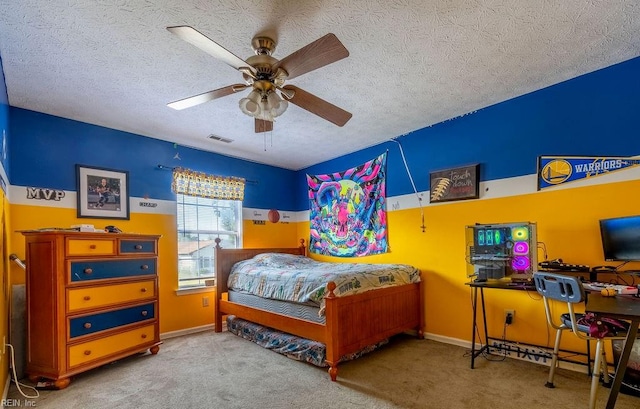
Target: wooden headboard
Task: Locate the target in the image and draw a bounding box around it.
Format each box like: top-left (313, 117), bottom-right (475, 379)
top-left (214, 238), bottom-right (306, 294)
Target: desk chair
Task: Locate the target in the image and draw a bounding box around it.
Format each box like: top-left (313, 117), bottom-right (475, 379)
top-left (532, 272), bottom-right (628, 409)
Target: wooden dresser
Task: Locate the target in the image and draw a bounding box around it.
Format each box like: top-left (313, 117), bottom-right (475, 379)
top-left (21, 230), bottom-right (162, 389)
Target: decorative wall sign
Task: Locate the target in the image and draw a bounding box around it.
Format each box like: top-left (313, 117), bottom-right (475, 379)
top-left (430, 164), bottom-right (480, 203)
top-left (537, 156), bottom-right (640, 190)
top-left (76, 165), bottom-right (130, 219)
top-left (26, 187), bottom-right (65, 201)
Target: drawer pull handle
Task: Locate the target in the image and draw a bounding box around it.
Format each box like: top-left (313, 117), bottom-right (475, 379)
top-left (89, 244), bottom-right (96, 250)
top-left (135, 244), bottom-right (143, 250)
top-left (141, 264), bottom-right (149, 270)
top-left (83, 296), bottom-right (91, 301)
top-left (84, 350), bottom-right (91, 356)
top-left (140, 288), bottom-right (147, 293)
top-left (84, 323), bottom-right (92, 329)
top-left (141, 334), bottom-right (147, 339)
top-left (141, 311), bottom-right (148, 317)
top-left (84, 268), bottom-right (93, 274)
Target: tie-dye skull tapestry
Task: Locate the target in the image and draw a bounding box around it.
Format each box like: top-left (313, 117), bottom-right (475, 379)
top-left (307, 152), bottom-right (388, 257)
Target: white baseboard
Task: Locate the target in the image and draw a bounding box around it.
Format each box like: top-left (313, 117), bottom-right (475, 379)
top-left (424, 332), bottom-right (588, 374)
top-left (160, 324), bottom-right (215, 340)
top-left (424, 332), bottom-right (472, 349)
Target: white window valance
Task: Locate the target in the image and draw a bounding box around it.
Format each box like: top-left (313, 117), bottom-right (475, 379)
top-left (171, 167), bottom-right (245, 201)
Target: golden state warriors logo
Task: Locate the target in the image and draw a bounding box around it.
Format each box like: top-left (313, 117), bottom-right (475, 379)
top-left (541, 159), bottom-right (572, 185)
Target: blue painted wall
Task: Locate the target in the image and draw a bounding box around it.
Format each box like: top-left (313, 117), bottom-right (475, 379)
top-left (296, 56), bottom-right (640, 210)
top-left (9, 108), bottom-right (297, 210)
top-left (0, 53), bottom-right (9, 178)
top-left (6, 55), bottom-right (640, 212)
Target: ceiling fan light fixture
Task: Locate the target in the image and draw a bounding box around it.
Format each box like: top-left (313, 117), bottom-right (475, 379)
top-left (239, 89), bottom-right (262, 116)
top-left (267, 91), bottom-right (286, 114)
top-left (239, 99), bottom-right (260, 115)
top-left (274, 100), bottom-right (288, 117)
top-left (239, 88), bottom-right (289, 121)
top-left (267, 92), bottom-right (288, 117)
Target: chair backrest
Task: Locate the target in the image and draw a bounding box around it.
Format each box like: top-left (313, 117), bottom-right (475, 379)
top-left (532, 272), bottom-right (586, 304)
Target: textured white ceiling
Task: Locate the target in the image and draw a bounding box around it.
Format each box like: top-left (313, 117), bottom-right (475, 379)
top-left (1, 1), bottom-right (639, 170)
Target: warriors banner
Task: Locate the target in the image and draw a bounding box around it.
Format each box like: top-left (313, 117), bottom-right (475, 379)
top-left (537, 156), bottom-right (640, 190)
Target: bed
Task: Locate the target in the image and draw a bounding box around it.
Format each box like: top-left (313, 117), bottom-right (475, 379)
top-left (213, 238), bottom-right (424, 381)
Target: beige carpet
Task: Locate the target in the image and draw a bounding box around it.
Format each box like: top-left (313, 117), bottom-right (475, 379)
top-left (7, 331), bottom-right (640, 409)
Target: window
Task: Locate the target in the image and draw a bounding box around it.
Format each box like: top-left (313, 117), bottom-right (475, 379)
top-left (176, 194), bottom-right (242, 288)
top-left (173, 167), bottom-right (245, 289)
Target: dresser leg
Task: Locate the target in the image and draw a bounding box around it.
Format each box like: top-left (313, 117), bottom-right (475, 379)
top-left (27, 376), bottom-right (71, 390)
top-left (54, 378), bottom-right (71, 389)
top-left (150, 345), bottom-right (160, 354)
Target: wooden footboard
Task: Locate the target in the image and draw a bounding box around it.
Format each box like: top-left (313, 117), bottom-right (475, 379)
top-left (324, 280), bottom-right (423, 380)
top-left (213, 239), bottom-right (424, 381)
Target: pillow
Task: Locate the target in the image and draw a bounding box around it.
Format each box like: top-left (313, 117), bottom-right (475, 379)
top-left (252, 252), bottom-right (316, 268)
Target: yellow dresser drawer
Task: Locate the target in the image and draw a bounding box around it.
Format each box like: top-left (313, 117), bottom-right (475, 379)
top-left (68, 324), bottom-right (156, 368)
top-left (67, 239), bottom-right (115, 256)
top-left (67, 280), bottom-right (156, 312)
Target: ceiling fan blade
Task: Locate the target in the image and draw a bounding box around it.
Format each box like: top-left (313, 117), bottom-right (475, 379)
top-left (167, 84), bottom-right (246, 110)
top-left (167, 26), bottom-right (256, 75)
top-left (282, 85), bottom-right (352, 127)
top-left (255, 119), bottom-right (273, 133)
top-left (276, 33), bottom-right (349, 80)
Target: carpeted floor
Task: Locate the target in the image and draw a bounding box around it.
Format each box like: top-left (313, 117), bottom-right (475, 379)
top-left (6, 331), bottom-right (640, 408)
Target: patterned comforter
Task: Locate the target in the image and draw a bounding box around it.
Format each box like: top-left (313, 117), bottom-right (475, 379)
top-left (228, 253), bottom-right (421, 312)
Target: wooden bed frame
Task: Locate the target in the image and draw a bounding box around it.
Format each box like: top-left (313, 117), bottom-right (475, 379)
top-left (213, 238), bottom-right (424, 381)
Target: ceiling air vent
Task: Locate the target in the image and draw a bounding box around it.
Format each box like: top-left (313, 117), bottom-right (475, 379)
top-left (208, 134), bottom-right (233, 143)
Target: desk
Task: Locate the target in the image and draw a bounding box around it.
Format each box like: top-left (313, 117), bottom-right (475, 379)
top-left (467, 281), bottom-right (591, 370)
top-left (585, 294), bottom-right (640, 409)
top-left (467, 281), bottom-right (535, 369)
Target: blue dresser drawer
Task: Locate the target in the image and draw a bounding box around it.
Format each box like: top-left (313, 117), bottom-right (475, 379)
top-left (70, 258), bottom-right (157, 282)
top-left (69, 303), bottom-right (155, 338)
top-left (119, 239), bottom-right (156, 254)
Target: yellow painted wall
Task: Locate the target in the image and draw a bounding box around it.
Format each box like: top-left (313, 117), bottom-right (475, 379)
top-left (1, 189), bottom-right (9, 392)
top-left (299, 178), bottom-right (640, 355)
top-left (8, 176), bottom-right (638, 359)
top-left (8, 204), bottom-right (298, 337)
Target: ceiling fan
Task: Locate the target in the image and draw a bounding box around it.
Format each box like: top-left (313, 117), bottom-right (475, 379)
top-left (166, 26), bottom-right (353, 133)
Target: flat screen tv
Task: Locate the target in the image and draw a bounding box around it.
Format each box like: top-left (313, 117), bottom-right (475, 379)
top-left (599, 215), bottom-right (640, 262)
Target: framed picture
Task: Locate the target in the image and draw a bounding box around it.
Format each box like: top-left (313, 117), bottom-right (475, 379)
top-left (429, 163), bottom-right (480, 203)
top-left (76, 165), bottom-right (130, 219)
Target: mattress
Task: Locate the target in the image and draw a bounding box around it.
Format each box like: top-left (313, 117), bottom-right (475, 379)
top-left (228, 252), bottom-right (421, 314)
top-left (228, 290), bottom-right (325, 324)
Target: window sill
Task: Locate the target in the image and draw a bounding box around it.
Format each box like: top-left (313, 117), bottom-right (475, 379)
top-left (175, 286), bottom-right (216, 296)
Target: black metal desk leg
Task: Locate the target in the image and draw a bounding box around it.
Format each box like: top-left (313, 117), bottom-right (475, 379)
top-left (470, 286), bottom-right (491, 368)
top-left (606, 319), bottom-right (640, 409)
top-left (470, 286), bottom-right (478, 368)
top-left (480, 288), bottom-right (489, 348)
